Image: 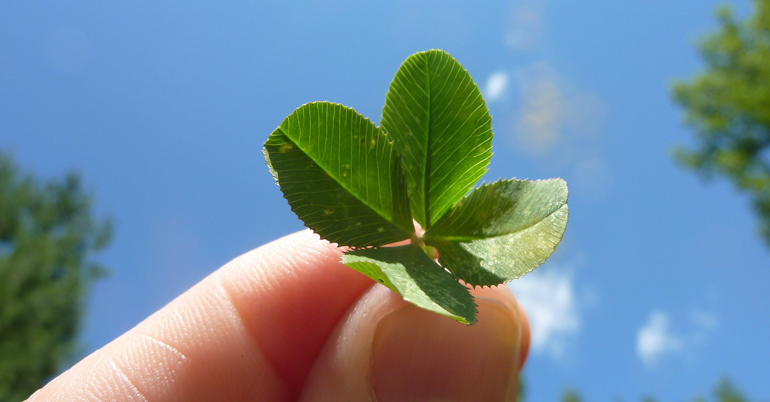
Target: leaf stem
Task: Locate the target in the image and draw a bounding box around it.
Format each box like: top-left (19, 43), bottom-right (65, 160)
top-left (410, 232), bottom-right (425, 248)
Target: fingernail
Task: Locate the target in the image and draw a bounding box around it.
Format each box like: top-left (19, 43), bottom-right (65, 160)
top-left (372, 297), bottom-right (521, 402)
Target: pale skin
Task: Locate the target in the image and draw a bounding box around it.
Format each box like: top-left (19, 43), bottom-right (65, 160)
top-left (28, 230), bottom-right (531, 402)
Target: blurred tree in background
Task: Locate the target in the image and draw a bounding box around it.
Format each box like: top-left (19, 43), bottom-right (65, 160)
top-left (550, 378), bottom-right (750, 402)
top-left (673, 0), bottom-right (770, 245)
top-left (561, 389), bottom-right (582, 402)
top-left (710, 378), bottom-right (751, 402)
top-left (0, 151), bottom-right (111, 401)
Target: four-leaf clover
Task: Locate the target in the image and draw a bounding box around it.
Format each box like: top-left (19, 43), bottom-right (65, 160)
top-left (263, 50), bottom-right (568, 324)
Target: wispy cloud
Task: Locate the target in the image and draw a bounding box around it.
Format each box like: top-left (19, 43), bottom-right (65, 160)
top-left (506, 0), bottom-right (547, 51)
top-left (503, 62), bottom-right (612, 202)
top-left (495, 1), bottom-right (613, 203)
top-left (690, 310), bottom-right (719, 331)
top-left (508, 267), bottom-right (582, 359)
top-left (637, 311), bottom-right (683, 368)
top-left (689, 309), bottom-right (720, 348)
top-left (511, 63), bottom-right (608, 157)
top-left (484, 71), bottom-right (510, 102)
top-left (636, 309), bottom-right (719, 368)
top-left (514, 71), bottom-right (563, 154)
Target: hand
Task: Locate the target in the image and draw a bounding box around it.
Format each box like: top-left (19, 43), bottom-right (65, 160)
top-left (29, 230), bottom-right (530, 401)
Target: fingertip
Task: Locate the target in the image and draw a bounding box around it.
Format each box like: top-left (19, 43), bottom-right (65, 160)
top-left (470, 285), bottom-right (531, 370)
top-left (515, 296), bottom-right (531, 369)
top-left (372, 296), bottom-right (521, 401)
top-left (33, 230), bottom-right (377, 402)
top-left (300, 285), bottom-right (525, 401)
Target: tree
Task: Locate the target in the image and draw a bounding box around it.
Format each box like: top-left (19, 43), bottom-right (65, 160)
top-left (0, 151), bottom-right (111, 401)
top-left (556, 377), bottom-right (750, 402)
top-left (562, 389), bottom-right (582, 402)
top-left (672, 0), bottom-right (770, 245)
top-left (713, 378), bottom-right (750, 402)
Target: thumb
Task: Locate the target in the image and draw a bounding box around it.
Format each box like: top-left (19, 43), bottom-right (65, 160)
top-left (299, 284), bottom-right (528, 401)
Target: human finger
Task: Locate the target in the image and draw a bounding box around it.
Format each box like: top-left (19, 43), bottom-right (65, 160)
top-left (29, 230), bottom-right (374, 402)
top-left (299, 284), bottom-right (528, 401)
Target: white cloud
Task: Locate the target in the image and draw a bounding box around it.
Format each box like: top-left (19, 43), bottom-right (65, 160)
top-left (504, 62), bottom-right (612, 203)
top-left (636, 311), bottom-right (683, 368)
top-left (514, 72), bottom-right (563, 154)
top-left (506, 0), bottom-right (547, 50)
top-left (499, 1), bottom-right (613, 205)
top-left (511, 63), bottom-right (608, 157)
top-left (508, 267), bottom-right (581, 359)
top-left (484, 71), bottom-right (510, 102)
top-left (689, 309), bottom-right (720, 350)
top-left (636, 309), bottom-right (720, 369)
top-left (690, 310), bottom-right (719, 331)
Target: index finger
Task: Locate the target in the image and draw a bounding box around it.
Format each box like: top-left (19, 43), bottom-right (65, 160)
top-left (30, 230), bottom-right (374, 402)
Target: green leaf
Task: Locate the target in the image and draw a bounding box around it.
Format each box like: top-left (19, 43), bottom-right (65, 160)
top-left (342, 245), bottom-right (477, 324)
top-left (381, 49), bottom-right (493, 228)
top-left (264, 51), bottom-right (571, 325)
top-left (425, 179), bottom-right (569, 287)
top-left (263, 102), bottom-right (414, 247)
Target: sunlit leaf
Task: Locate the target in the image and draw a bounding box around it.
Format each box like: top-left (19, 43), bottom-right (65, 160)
top-left (425, 179), bottom-right (568, 286)
top-left (381, 50), bottom-right (493, 228)
top-left (264, 102), bottom-right (413, 247)
top-left (264, 51), bottom-right (570, 324)
top-left (343, 245), bottom-right (477, 324)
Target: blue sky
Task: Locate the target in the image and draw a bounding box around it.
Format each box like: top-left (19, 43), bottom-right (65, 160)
top-left (2, 1), bottom-right (768, 400)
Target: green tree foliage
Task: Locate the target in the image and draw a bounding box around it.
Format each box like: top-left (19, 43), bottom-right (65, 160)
top-left (688, 378), bottom-right (751, 402)
top-left (562, 389), bottom-right (583, 402)
top-left (673, 0), bottom-right (770, 244)
top-left (0, 151), bottom-right (111, 401)
top-left (713, 378), bottom-right (750, 402)
top-left (556, 378), bottom-right (751, 402)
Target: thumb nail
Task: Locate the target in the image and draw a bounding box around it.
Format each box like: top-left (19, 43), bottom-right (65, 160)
top-left (372, 296), bottom-right (521, 402)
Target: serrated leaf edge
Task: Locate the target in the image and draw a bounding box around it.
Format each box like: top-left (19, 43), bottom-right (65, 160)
top-left (264, 101), bottom-right (415, 238)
